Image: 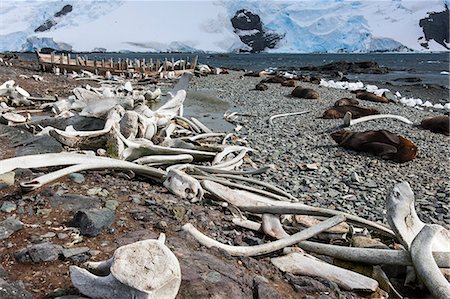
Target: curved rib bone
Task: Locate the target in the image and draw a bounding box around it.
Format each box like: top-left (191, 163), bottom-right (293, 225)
top-left (269, 110), bottom-right (310, 126)
top-left (0, 153), bottom-right (123, 175)
top-left (182, 215), bottom-right (345, 257)
top-left (211, 149), bottom-right (250, 169)
top-left (410, 225), bottom-right (450, 299)
top-left (20, 160), bottom-right (166, 192)
top-left (202, 180), bottom-right (394, 237)
top-left (189, 117), bottom-right (212, 133)
top-left (271, 251), bottom-right (379, 292)
top-left (298, 240), bottom-right (450, 267)
top-left (133, 154), bottom-right (194, 166)
top-left (343, 112), bottom-right (413, 127)
top-left (213, 146), bottom-right (253, 165)
top-left (262, 214), bottom-right (290, 239)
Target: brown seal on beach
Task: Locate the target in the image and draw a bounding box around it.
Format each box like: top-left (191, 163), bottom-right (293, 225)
top-left (255, 82), bottom-right (269, 91)
top-left (291, 86), bottom-right (320, 99)
top-left (322, 105), bottom-right (379, 119)
top-left (243, 71), bottom-right (261, 77)
top-left (261, 76), bottom-right (285, 84)
top-left (356, 91), bottom-right (389, 103)
top-left (331, 129), bottom-right (417, 163)
top-left (281, 79), bottom-right (296, 87)
top-left (420, 115), bottom-right (449, 136)
top-left (334, 98), bottom-right (359, 107)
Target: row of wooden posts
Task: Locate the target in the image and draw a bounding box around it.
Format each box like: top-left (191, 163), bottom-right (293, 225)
top-left (49, 52), bottom-right (198, 72)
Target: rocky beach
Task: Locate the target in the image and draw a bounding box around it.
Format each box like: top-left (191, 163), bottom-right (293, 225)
top-left (0, 55), bottom-right (449, 299)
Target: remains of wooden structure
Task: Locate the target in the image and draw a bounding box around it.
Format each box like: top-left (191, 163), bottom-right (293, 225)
top-left (36, 51), bottom-right (198, 77)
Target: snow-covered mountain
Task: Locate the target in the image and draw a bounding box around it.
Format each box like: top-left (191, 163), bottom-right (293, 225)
top-left (0, 0), bottom-right (448, 53)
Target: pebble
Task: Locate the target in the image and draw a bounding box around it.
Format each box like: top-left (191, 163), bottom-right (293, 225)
top-left (0, 171), bottom-right (15, 189)
top-left (350, 172), bottom-right (361, 183)
top-left (69, 173), bottom-right (85, 184)
top-left (0, 201), bottom-right (16, 213)
top-left (105, 200), bottom-right (119, 211)
top-left (40, 232), bottom-right (56, 239)
top-left (72, 208), bottom-right (115, 237)
top-left (0, 217), bottom-right (23, 240)
top-left (87, 187), bottom-right (109, 197)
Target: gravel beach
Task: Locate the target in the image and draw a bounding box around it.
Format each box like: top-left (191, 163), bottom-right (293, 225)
top-left (189, 71), bottom-right (450, 230)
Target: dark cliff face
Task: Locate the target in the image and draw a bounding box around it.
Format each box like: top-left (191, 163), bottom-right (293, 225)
top-left (418, 5), bottom-right (449, 50)
top-left (35, 4), bottom-right (73, 32)
top-left (231, 9), bottom-right (284, 53)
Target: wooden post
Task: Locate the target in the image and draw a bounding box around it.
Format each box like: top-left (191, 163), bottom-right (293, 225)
top-left (191, 55), bottom-right (198, 70)
top-left (150, 58), bottom-right (153, 71)
top-left (182, 60), bottom-right (185, 70)
top-left (75, 55), bottom-right (80, 66)
top-left (171, 58), bottom-right (175, 70)
top-left (84, 55), bottom-right (88, 66)
top-left (60, 53), bottom-right (64, 65)
top-left (164, 58), bottom-right (167, 71)
top-left (51, 52), bottom-right (55, 64)
top-left (67, 54), bottom-right (71, 65)
top-left (94, 56), bottom-right (97, 67)
top-left (102, 58), bottom-right (105, 67)
top-left (156, 59), bottom-right (160, 72)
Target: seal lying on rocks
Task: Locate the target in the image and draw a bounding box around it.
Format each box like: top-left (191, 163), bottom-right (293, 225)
top-left (420, 115), bottom-right (449, 136)
top-left (261, 76), bottom-right (285, 84)
top-left (331, 130), bottom-right (417, 163)
top-left (281, 79), bottom-right (296, 87)
top-left (356, 91), bottom-right (389, 103)
top-left (334, 98), bottom-right (359, 107)
top-left (322, 105), bottom-right (379, 119)
top-left (291, 86), bottom-right (320, 99)
top-left (255, 82), bottom-right (269, 91)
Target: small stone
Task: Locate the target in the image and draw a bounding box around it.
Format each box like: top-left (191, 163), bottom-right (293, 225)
top-left (36, 208), bottom-right (52, 216)
top-left (69, 173), bottom-right (85, 184)
top-left (365, 180), bottom-right (378, 188)
top-left (0, 201), bottom-right (16, 213)
top-left (0, 279), bottom-right (33, 299)
top-left (105, 200), bottom-right (119, 211)
top-left (0, 171), bottom-right (15, 189)
top-left (40, 232), bottom-right (56, 239)
top-left (57, 233), bottom-right (68, 240)
top-left (350, 172), bottom-right (361, 183)
top-left (45, 221), bottom-right (53, 226)
top-left (156, 220), bottom-right (168, 231)
top-left (130, 195), bottom-right (141, 204)
top-left (14, 242), bottom-right (63, 263)
top-left (352, 236), bottom-right (389, 249)
top-left (0, 217), bottom-right (23, 240)
top-left (205, 271), bottom-right (222, 283)
top-left (87, 187), bottom-right (109, 197)
top-left (62, 247), bottom-right (90, 258)
top-left (72, 208), bottom-right (115, 237)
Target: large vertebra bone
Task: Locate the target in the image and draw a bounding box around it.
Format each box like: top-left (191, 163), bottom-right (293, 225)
top-left (163, 169), bottom-right (204, 202)
top-left (70, 234), bottom-right (181, 299)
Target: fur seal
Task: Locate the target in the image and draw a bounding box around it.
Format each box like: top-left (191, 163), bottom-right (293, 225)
top-left (291, 86), bottom-right (320, 99)
top-left (420, 115), bottom-right (449, 135)
top-left (255, 82), bottom-right (269, 91)
top-left (334, 98), bottom-right (359, 107)
top-left (356, 91), bottom-right (389, 103)
top-left (261, 76), bottom-right (285, 84)
top-left (331, 129), bottom-right (417, 163)
top-left (281, 79), bottom-right (296, 87)
top-left (322, 105), bottom-right (379, 119)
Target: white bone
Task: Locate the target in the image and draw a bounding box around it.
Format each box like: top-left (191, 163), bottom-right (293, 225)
top-left (343, 112), bottom-right (413, 127)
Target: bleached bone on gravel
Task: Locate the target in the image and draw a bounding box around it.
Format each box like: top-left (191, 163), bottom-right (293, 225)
top-left (298, 240), bottom-right (450, 267)
top-left (196, 175), bottom-right (289, 201)
top-left (387, 182), bottom-right (450, 252)
top-left (410, 225), bottom-right (450, 299)
top-left (212, 145), bottom-right (252, 165)
top-left (262, 214), bottom-right (290, 239)
top-left (271, 250), bottom-right (379, 292)
top-left (269, 110), bottom-right (310, 126)
top-left (0, 112), bottom-right (27, 124)
top-left (133, 154), bottom-right (194, 166)
top-left (183, 215), bottom-right (345, 256)
top-left (202, 180), bottom-right (394, 237)
top-left (163, 168), bottom-right (204, 202)
top-left (20, 159), bottom-right (166, 192)
top-left (343, 112), bottom-right (413, 127)
top-left (47, 106), bottom-right (123, 147)
top-left (189, 117), bottom-right (212, 133)
top-left (71, 234), bottom-right (181, 299)
top-left (211, 148), bottom-right (251, 170)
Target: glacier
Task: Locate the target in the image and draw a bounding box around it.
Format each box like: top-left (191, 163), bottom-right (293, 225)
top-left (0, 0), bottom-right (448, 53)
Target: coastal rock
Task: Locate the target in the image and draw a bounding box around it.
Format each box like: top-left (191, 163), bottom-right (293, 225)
top-left (14, 242), bottom-right (63, 263)
top-left (0, 217), bottom-right (23, 240)
top-left (0, 279), bottom-right (33, 299)
top-left (231, 9), bottom-right (284, 53)
top-left (0, 201), bottom-right (16, 213)
top-left (68, 173), bottom-right (85, 184)
top-left (300, 61), bottom-right (389, 74)
top-left (419, 6), bottom-right (450, 50)
top-left (49, 194), bottom-right (102, 211)
top-left (72, 208), bottom-right (115, 236)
